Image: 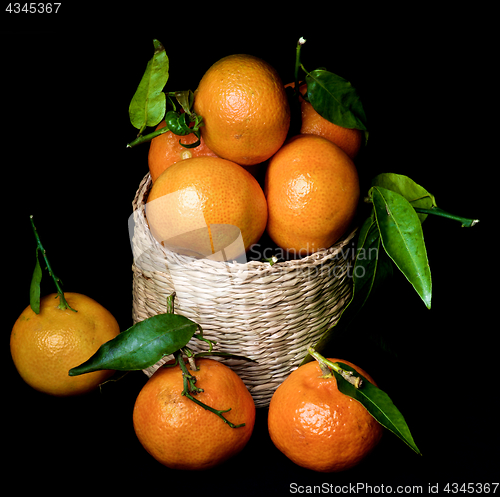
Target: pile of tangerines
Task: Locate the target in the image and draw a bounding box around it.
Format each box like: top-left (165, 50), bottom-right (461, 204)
top-left (146, 54), bottom-right (361, 260)
top-left (11, 53), bottom-right (383, 473)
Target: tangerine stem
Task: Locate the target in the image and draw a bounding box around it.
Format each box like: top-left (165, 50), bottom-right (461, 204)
top-left (307, 346), bottom-right (363, 388)
top-left (126, 125), bottom-right (170, 148)
top-left (29, 216), bottom-right (76, 312)
top-left (175, 351), bottom-right (245, 429)
top-left (166, 292), bottom-right (176, 314)
top-left (294, 38), bottom-right (304, 95)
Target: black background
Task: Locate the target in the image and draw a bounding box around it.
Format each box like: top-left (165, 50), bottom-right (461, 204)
top-left (2, 7), bottom-right (495, 495)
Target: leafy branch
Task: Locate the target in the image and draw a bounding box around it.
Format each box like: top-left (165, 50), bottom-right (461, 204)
top-left (126, 40), bottom-right (203, 149)
top-left (309, 173), bottom-right (479, 362)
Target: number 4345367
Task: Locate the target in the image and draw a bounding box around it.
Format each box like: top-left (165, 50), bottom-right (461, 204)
top-left (6, 3), bottom-right (61, 13)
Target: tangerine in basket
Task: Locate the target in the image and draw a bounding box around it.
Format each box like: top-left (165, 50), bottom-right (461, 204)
top-left (264, 134), bottom-right (359, 256)
top-left (286, 82), bottom-right (363, 159)
top-left (148, 119), bottom-right (218, 183)
top-left (146, 156), bottom-right (267, 260)
top-left (268, 358), bottom-right (383, 472)
top-left (10, 293), bottom-right (120, 396)
top-left (193, 54), bottom-right (290, 166)
top-left (133, 358), bottom-right (256, 470)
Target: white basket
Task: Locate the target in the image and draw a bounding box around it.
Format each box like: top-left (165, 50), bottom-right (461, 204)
top-left (131, 173), bottom-right (355, 407)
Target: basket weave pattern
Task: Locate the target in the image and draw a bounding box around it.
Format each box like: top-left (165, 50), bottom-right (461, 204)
top-left (131, 173), bottom-right (355, 407)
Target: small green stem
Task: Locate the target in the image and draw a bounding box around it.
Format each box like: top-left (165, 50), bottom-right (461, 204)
top-left (307, 346), bottom-right (363, 388)
top-left (166, 292), bottom-right (176, 314)
top-left (193, 331), bottom-right (216, 352)
top-left (413, 207), bottom-right (479, 228)
top-left (127, 121), bottom-right (201, 149)
top-left (127, 125), bottom-right (170, 148)
top-left (29, 216), bottom-right (76, 312)
top-left (175, 351), bottom-right (245, 429)
top-left (294, 37), bottom-right (304, 93)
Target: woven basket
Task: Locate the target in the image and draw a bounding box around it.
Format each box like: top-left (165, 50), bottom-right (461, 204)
top-left (131, 173), bottom-right (356, 407)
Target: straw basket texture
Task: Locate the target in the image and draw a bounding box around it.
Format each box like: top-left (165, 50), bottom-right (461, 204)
top-left (131, 173), bottom-right (356, 407)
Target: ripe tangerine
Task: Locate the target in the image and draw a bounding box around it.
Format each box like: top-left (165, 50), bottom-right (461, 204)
top-left (133, 358), bottom-right (256, 470)
top-left (193, 54), bottom-right (290, 166)
top-left (268, 358), bottom-right (383, 472)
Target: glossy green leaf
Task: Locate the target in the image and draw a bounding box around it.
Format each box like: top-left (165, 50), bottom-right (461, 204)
top-left (129, 39), bottom-right (169, 133)
top-left (371, 173), bottom-right (437, 223)
top-left (353, 216), bottom-right (393, 307)
top-left (29, 248), bottom-right (42, 314)
top-left (164, 110), bottom-right (192, 136)
top-left (305, 69), bottom-right (367, 131)
top-left (68, 313), bottom-right (198, 376)
top-left (333, 362), bottom-right (421, 455)
top-left (370, 186), bottom-right (432, 309)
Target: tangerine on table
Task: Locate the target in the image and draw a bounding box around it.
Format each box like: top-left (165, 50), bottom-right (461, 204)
top-left (193, 54), bottom-right (290, 166)
top-left (10, 293), bottom-right (120, 396)
top-left (146, 156), bottom-right (267, 261)
top-left (148, 119), bottom-right (218, 183)
top-left (133, 358), bottom-right (256, 470)
top-left (268, 358), bottom-right (383, 472)
top-left (264, 134), bottom-right (359, 256)
top-left (286, 82), bottom-right (363, 159)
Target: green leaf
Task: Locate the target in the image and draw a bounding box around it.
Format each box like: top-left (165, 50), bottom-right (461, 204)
top-left (352, 216), bottom-right (394, 307)
top-left (333, 362), bottom-right (421, 455)
top-left (164, 110), bottom-right (193, 136)
top-left (370, 186), bottom-right (432, 309)
top-left (305, 69), bottom-right (368, 131)
top-left (129, 39), bottom-right (169, 133)
top-left (371, 173), bottom-right (437, 223)
top-left (29, 248), bottom-right (42, 314)
top-left (68, 313), bottom-right (198, 376)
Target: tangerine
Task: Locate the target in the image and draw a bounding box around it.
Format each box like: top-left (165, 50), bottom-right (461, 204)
top-left (193, 54), bottom-right (290, 166)
top-left (10, 293), bottom-right (120, 396)
top-left (133, 358), bottom-right (256, 470)
top-left (286, 82), bottom-right (363, 159)
top-left (264, 134), bottom-right (359, 256)
top-left (148, 119), bottom-right (218, 183)
top-left (268, 358), bottom-right (383, 472)
top-left (146, 156), bottom-right (267, 260)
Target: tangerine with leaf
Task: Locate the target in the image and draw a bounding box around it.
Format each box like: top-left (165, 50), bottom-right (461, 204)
top-left (10, 219), bottom-right (120, 396)
top-left (288, 82), bottom-right (364, 159)
top-left (268, 357), bottom-right (383, 472)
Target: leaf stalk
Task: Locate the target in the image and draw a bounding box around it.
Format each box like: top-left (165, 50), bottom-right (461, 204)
top-left (29, 216), bottom-right (76, 312)
top-left (175, 351), bottom-right (245, 429)
top-left (413, 207), bottom-right (479, 228)
top-left (307, 346), bottom-right (363, 388)
top-left (294, 37), bottom-right (306, 96)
